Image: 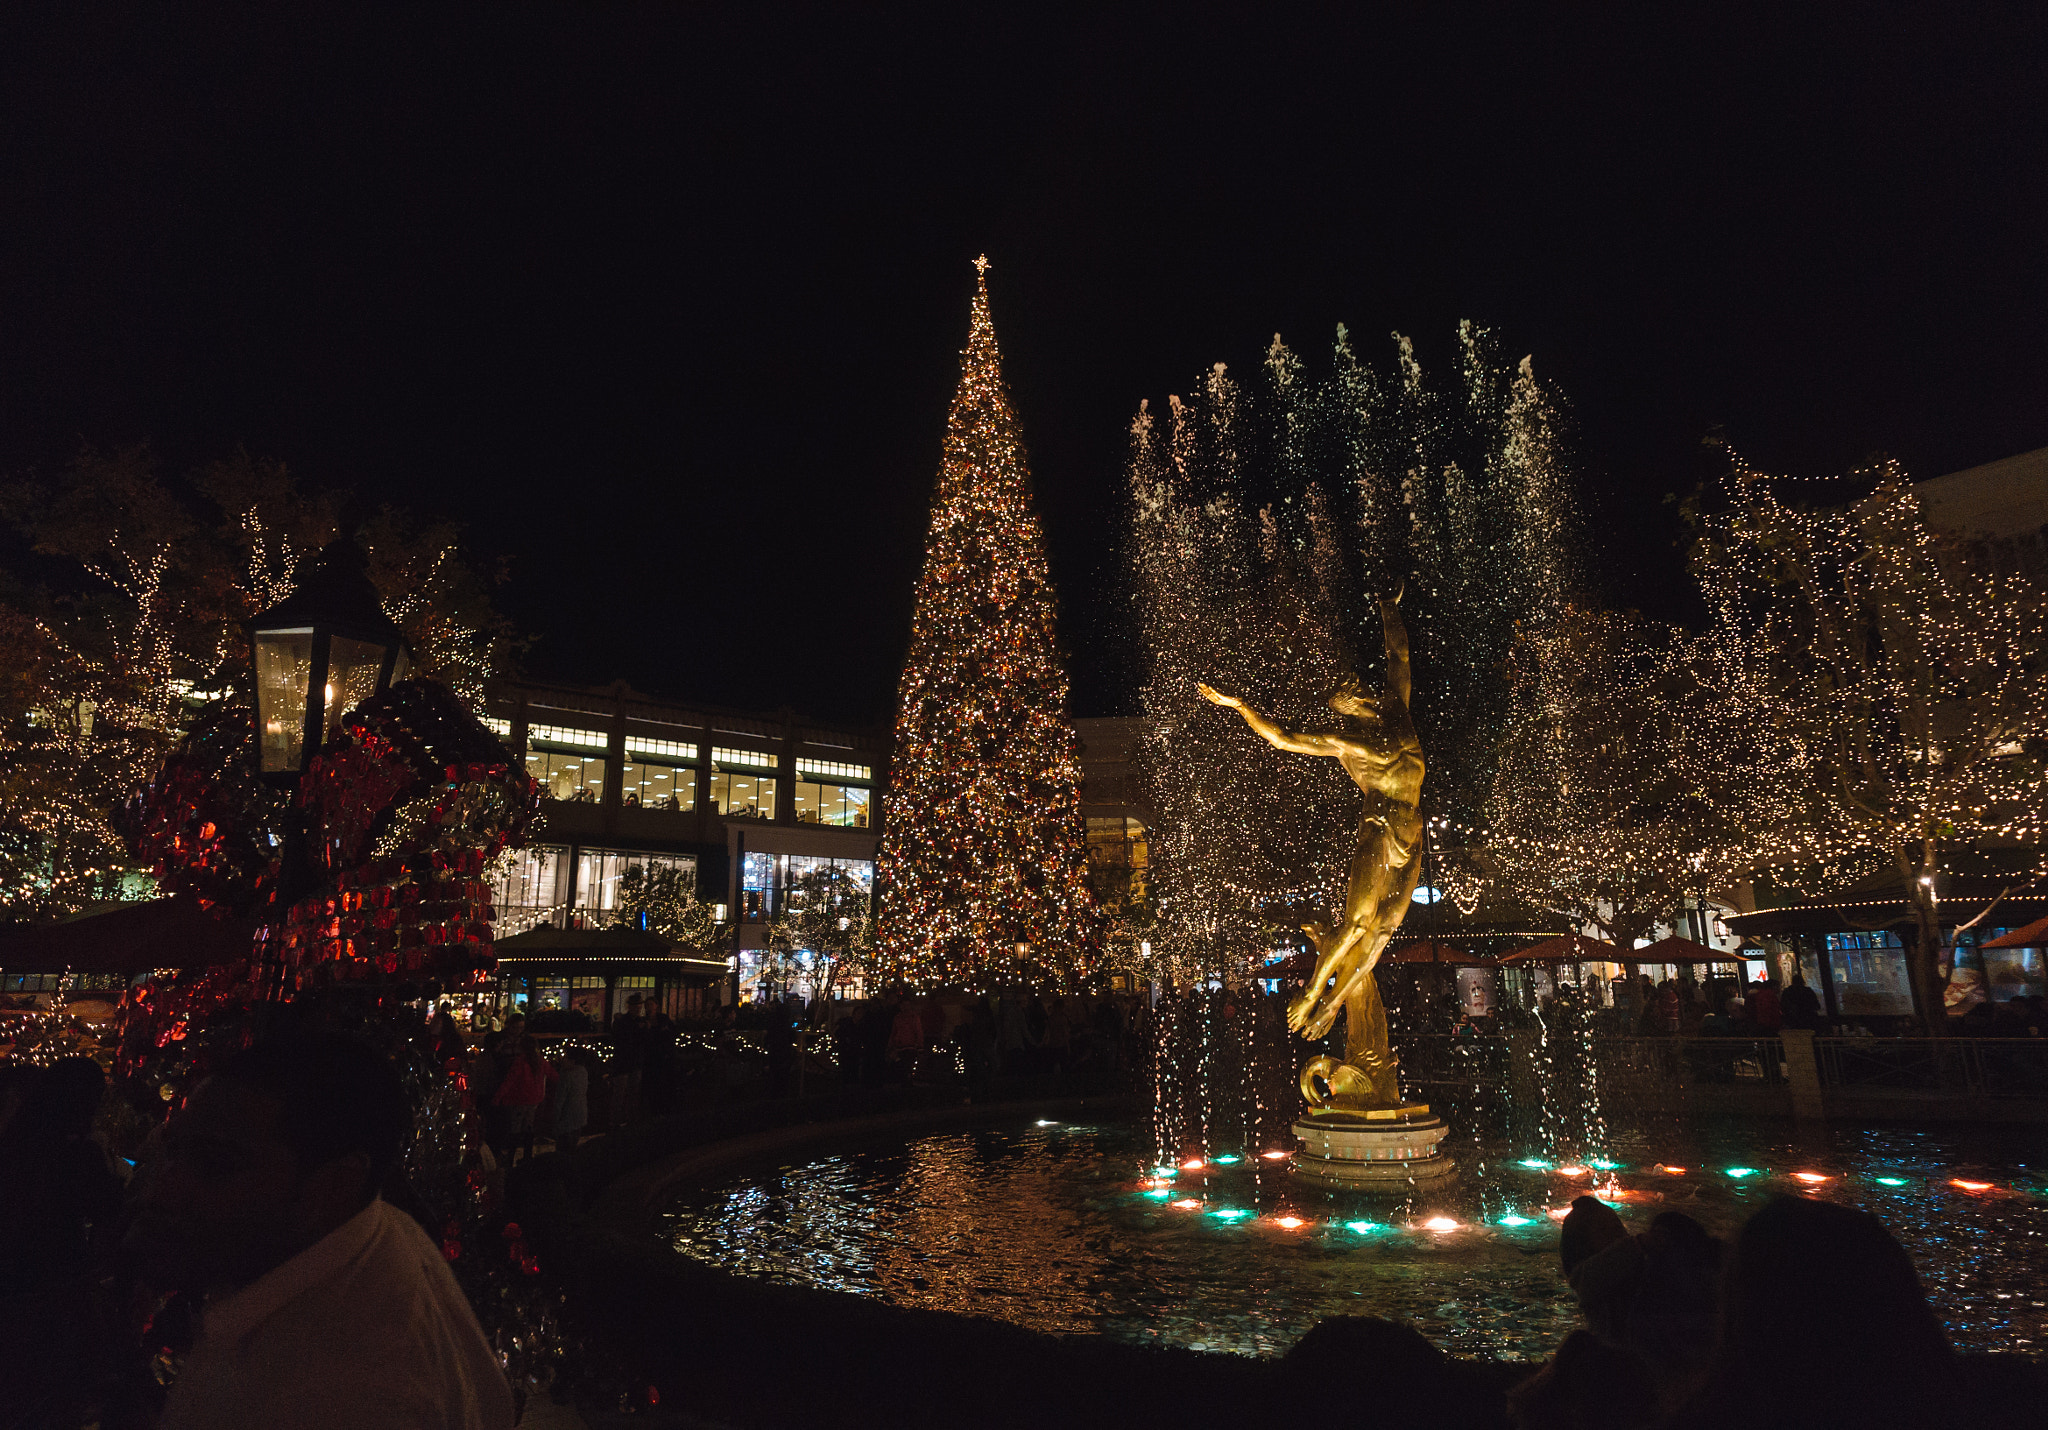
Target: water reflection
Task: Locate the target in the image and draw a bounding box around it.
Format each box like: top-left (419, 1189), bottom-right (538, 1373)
top-left (663, 1120), bottom-right (2046, 1359)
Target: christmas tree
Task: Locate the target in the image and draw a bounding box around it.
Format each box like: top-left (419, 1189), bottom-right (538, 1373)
top-left (874, 258), bottom-right (1101, 989)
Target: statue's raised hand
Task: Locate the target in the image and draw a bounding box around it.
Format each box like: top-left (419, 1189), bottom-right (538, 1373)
top-left (1196, 682), bottom-right (1242, 709)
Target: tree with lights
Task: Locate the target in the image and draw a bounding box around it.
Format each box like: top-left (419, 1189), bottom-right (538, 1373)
top-left (1126, 326), bottom-right (1582, 982)
top-left (613, 862), bottom-right (721, 953)
top-left (767, 865), bottom-right (876, 1003)
top-left (1483, 603), bottom-right (1738, 949)
top-left (0, 447), bottom-right (518, 922)
top-left (1683, 456), bottom-right (2048, 1032)
top-left (873, 258), bottom-right (1101, 989)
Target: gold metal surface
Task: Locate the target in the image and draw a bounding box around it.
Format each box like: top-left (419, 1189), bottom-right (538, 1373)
top-left (1200, 593), bottom-right (1424, 1112)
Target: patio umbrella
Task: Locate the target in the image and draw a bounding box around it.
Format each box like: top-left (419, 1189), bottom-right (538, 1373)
top-left (1618, 935), bottom-right (1749, 965)
top-left (1385, 940), bottom-right (1494, 966)
top-left (1982, 914), bottom-right (2048, 949)
top-left (1495, 933), bottom-right (1620, 965)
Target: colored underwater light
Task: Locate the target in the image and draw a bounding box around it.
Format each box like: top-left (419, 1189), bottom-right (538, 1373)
top-left (1656, 1165), bottom-right (1687, 1175)
top-left (1557, 1166), bottom-right (1590, 1178)
top-left (1211, 1207), bottom-right (1253, 1221)
top-left (1172, 1199), bottom-right (1202, 1210)
top-left (1182, 1158), bottom-right (1206, 1171)
top-left (1261, 1151), bottom-right (1289, 1161)
top-left (1725, 1167), bottom-right (1760, 1179)
top-left (1274, 1216), bottom-right (1307, 1229)
top-left (1874, 1177), bottom-right (1909, 1187)
top-left (1212, 1154), bottom-right (1242, 1164)
top-left (1951, 1179), bottom-right (1994, 1192)
top-left (1792, 1172), bottom-right (1831, 1184)
top-left (1547, 1209), bottom-right (1571, 1220)
top-left (1518, 1158), bottom-right (1552, 1170)
top-left (1497, 1214), bottom-right (1534, 1228)
top-left (1423, 1217), bottom-right (1460, 1233)
top-left (1153, 1166), bottom-right (1178, 1179)
top-left (1345, 1220), bottom-right (1382, 1233)
top-left (1588, 1159), bottom-right (1622, 1171)
top-left (1144, 1189), bottom-right (1172, 1201)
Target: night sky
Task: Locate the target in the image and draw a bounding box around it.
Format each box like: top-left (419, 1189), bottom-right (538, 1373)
top-left (4, 4), bottom-right (2044, 726)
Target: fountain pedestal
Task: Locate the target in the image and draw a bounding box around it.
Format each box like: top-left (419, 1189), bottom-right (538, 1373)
top-left (1290, 1103), bottom-right (1456, 1190)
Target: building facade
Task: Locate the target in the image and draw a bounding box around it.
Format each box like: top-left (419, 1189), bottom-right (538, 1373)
top-left (481, 677), bottom-right (888, 1005)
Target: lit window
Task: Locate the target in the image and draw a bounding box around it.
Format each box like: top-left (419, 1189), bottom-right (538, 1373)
top-left (794, 777), bottom-right (873, 827)
top-left (796, 757), bottom-right (872, 781)
top-left (712, 746), bottom-right (778, 770)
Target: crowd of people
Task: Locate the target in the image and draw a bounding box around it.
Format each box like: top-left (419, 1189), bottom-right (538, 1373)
top-left (1495, 1192), bottom-right (2041, 1429)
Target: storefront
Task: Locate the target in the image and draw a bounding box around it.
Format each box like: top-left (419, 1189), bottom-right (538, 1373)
top-left (491, 924), bottom-right (731, 1026)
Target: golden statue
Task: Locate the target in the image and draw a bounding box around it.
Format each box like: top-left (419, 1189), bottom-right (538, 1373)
top-left (1198, 593), bottom-right (1423, 1113)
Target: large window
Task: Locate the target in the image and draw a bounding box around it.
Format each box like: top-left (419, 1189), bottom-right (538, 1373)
top-left (489, 844), bottom-right (571, 930)
top-left (1809, 932), bottom-right (1915, 1017)
top-left (794, 778), bottom-right (871, 826)
top-left (740, 852), bottom-right (874, 921)
top-left (622, 737), bottom-right (699, 811)
top-left (1086, 816), bottom-right (1150, 914)
top-left (576, 849), bottom-right (698, 923)
top-left (527, 724), bottom-right (609, 803)
top-left (712, 747), bottom-right (778, 819)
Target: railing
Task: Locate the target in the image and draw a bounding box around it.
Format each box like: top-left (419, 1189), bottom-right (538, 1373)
top-left (1815, 1037), bottom-right (2048, 1099)
top-left (1399, 1033), bottom-right (2048, 1102)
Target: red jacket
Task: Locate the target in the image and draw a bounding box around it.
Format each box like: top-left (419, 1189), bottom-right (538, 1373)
top-left (493, 1053), bottom-right (556, 1109)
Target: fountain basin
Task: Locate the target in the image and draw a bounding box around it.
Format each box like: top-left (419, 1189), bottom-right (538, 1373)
top-left (663, 1114), bottom-right (2048, 1360)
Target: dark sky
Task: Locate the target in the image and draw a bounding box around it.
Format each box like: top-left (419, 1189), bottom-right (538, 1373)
top-left (4, 4), bottom-right (2044, 726)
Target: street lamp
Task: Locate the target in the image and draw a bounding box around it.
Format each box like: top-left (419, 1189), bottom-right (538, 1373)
top-left (250, 542), bottom-right (411, 785)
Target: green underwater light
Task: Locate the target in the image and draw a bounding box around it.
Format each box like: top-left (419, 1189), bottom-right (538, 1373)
top-left (1345, 1220), bottom-right (1383, 1233)
top-left (1497, 1214), bottom-right (1534, 1228)
top-left (1211, 1207), bottom-right (1253, 1221)
top-left (1212, 1154), bottom-right (1243, 1165)
top-left (1725, 1167), bottom-right (1760, 1179)
top-left (1518, 1158), bottom-right (1552, 1170)
top-left (1874, 1176), bottom-right (1909, 1187)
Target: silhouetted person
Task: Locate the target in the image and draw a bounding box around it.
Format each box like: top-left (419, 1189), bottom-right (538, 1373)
top-left (1509, 1328), bottom-right (1660, 1430)
top-left (125, 1033), bottom-right (513, 1429)
top-left (1779, 973), bottom-right (1822, 1030)
top-left (1672, 1197), bottom-right (1960, 1430)
top-left (1559, 1195), bottom-right (1628, 1282)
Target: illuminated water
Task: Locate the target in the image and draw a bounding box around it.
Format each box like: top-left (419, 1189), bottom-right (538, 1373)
top-left (662, 1117), bottom-right (2047, 1360)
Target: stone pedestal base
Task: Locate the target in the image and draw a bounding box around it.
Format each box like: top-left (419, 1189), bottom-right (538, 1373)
top-left (1290, 1103), bottom-right (1457, 1190)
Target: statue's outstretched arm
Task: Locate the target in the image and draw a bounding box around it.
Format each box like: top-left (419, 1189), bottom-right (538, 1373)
top-left (1379, 597), bottom-right (1412, 711)
top-left (1197, 683), bottom-right (1345, 757)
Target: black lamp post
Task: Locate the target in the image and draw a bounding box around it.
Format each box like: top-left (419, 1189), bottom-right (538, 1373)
top-left (250, 542), bottom-right (411, 787)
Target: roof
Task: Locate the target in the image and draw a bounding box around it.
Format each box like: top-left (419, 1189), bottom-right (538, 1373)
top-left (0, 897), bottom-right (254, 974)
top-left (490, 921), bottom-right (731, 981)
top-left (1727, 874), bottom-right (2048, 937)
top-left (1915, 446), bottom-right (2048, 540)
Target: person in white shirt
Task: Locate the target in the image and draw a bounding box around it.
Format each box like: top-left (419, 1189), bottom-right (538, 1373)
top-left (125, 1031), bottom-right (516, 1430)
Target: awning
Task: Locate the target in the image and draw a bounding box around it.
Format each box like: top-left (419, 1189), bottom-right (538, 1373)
top-left (0, 897), bottom-right (254, 975)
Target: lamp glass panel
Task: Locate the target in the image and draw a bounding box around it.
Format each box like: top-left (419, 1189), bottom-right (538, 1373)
top-left (323, 635), bottom-right (390, 744)
top-left (254, 628), bottom-right (315, 773)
